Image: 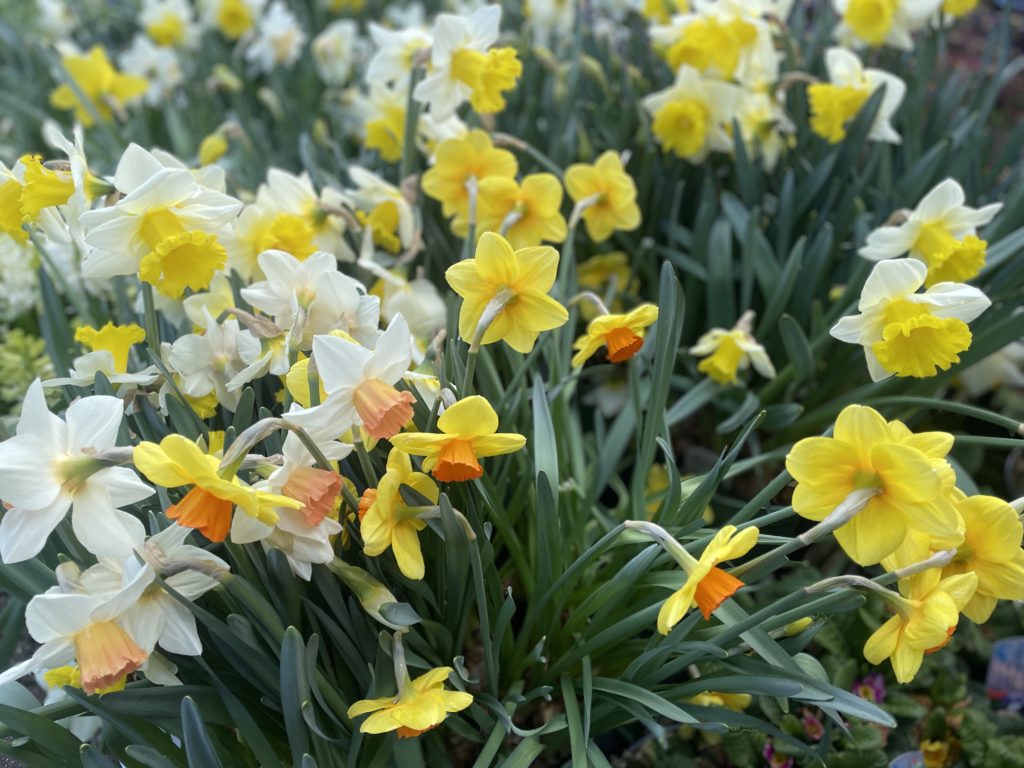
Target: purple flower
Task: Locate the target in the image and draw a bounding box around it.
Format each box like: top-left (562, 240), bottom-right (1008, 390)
top-left (852, 672), bottom-right (887, 704)
top-left (763, 739), bottom-right (794, 768)
top-left (801, 709), bottom-right (825, 742)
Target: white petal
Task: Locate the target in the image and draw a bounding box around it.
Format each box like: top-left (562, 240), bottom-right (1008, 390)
top-left (26, 593), bottom-right (99, 642)
top-left (92, 563), bottom-right (155, 623)
top-left (313, 334), bottom-right (371, 391)
top-left (920, 283), bottom-right (991, 323)
top-left (157, 602), bottom-right (202, 656)
top-left (91, 467), bottom-right (154, 507)
top-left (859, 224), bottom-right (917, 261)
top-left (0, 497), bottom-right (71, 563)
top-left (230, 510), bottom-right (273, 543)
top-left (16, 379), bottom-right (65, 448)
top-left (0, 435), bottom-right (62, 509)
top-left (70, 484), bottom-right (146, 561)
top-left (0, 641), bottom-right (74, 688)
top-left (364, 314), bottom-right (412, 384)
top-left (66, 395), bottom-right (124, 453)
top-left (858, 258), bottom-right (926, 309)
top-left (121, 602), bottom-right (165, 654)
top-left (830, 314), bottom-right (868, 344)
top-left (865, 348), bottom-right (893, 382)
top-left (914, 179), bottom-right (964, 221)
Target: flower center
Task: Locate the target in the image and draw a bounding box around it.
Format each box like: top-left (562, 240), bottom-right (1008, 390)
top-left (353, 379), bottom-right (416, 440)
top-left (74, 621), bottom-right (146, 694)
top-left (845, 0), bottom-right (897, 44)
top-left (258, 212), bottom-right (318, 261)
top-left (167, 486), bottom-right (234, 542)
top-left (605, 326), bottom-right (644, 363)
top-left (697, 333), bottom-right (745, 384)
top-left (694, 566), bottom-right (745, 620)
top-left (138, 230), bottom-right (227, 299)
top-left (652, 98), bottom-right (711, 159)
top-left (434, 439), bottom-right (483, 483)
top-left (807, 83), bottom-right (870, 144)
top-left (147, 13), bottom-right (186, 47)
top-left (282, 466), bottom-right (342, 526)
top-left (871, 299), bottom-right (972, 378)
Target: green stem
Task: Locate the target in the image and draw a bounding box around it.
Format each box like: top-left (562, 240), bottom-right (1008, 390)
top-left (352, 427), bottom-right (379, 486)
top-left (461, 346), bottom-right (480, 397)
top-left (141, 281), bottom-right (161, 351)
top-left (398, 66), bottom-right (424, 181)
top-left (865, 395), bottom-right (1023, 434)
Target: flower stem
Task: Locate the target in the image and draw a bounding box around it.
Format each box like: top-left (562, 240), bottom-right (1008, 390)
top-left (399, 66), bottom-right (424, 182)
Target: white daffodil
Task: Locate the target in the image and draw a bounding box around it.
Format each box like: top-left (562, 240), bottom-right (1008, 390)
top-left (0, 560), bottom-right (153, 695)
top-left (313, 19), bottom-right (365, 87)
top-left (642, 65), bottom-right (744, 163)
top-left (113, 524), bottom-right (228, 656)
top-left (0, 381), bottom-right (152, 562)
top-left (79, 144), bottom-right (240, 297)
top-left (245, 1), bottom-right (306, 73)
top-left (227, 167), bottom-right (354, 280)
top-left (231, 424), bottom-right (348, 580)
top-left (287, 315), bottom-right (415, 441)
top-left (807, 47), bottom-right (905, 145)
top-left (833, 0), bottom-right (941, 50)
top-left (43, 350), bottom-right (160, 389)
top-left (198, 0), bottom-right (266, 40)
top-left (527, 0), bottom-right (575, 46)
top-left (166, 310), bottom-right (260, 410)
top-left (366, 22), bottom-right (432, 86)
top-left (139, 0), bottom-right (200, 48)
top-left (240, 249), bottom-right (380, 350)
top-left (413, 5), bottom-right (521, 120)
top-left (119, 35), bottom-right (185, 105)
top-left (831, 258), bottom-right (990, 381)
top-left (690, 311), bottom-right (776, 385)
top-left (183, 271), bottom-right (236, 329)
top-left (735, 88), bottom-right (795, 171)
top-left (860, 178), bottom-right (1002, 286)
top-left (957, 341), bottom-right (1024, 397)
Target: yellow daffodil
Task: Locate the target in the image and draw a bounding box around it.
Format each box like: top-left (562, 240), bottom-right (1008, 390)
top-left (626, 521), bottom-right (759, 633)
top-left (943, 0), bottom-right (977, 17)
top-left (390, 396), bottom-right (526, 483)
top-left (572, 304), bottom-right (659, 367)
top-left (18, 155), bottom-right (75, 222)
top-left (786, 405), bottom-right (961, 566)
top-left (863, 569), bottom-right (977, 683)
top-left (74, 322), bottom-right (145, 373)
top-left (476, 173), bottom-right (568, 249)
top-left (49, 46), bottom-right (148, 126)
top-left (359, 449), bottom-right (439, 580)
top-left (133, 434), bottom-right (302, 542)
top-left (422, 130), bottom-right (518, 226)
top-left (564, 151), bottom-right (641, 243)
top-left (662, 15), bottom-right (758, 79)
top-left (0, 168), bottom-right (27, 242)
top-left (938, 495), bottom-right (1024, 623)
top-left (348, 665), bottom-right (472, 737)
top-left (690, 312), bottom-right (774, 385)
top-left (445, 232), bottom-right (568, 353)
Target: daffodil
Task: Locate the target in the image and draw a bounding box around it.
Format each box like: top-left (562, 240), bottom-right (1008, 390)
top-left (348, 664), bottom-right (472, 737)
top-left (863, 569), bottom-right (977, 683)
top-left (140, 0), bottom-right (198, 48)
top-left (390, 395), bottom-right (526, 483)
top-left (49, 45), bottom-right (149, 126)
top-left (833, 0), bottom-right (939, 50)
top-left (941, 0), bottom-right (977, 18)
top-left (786, 404), bottom-right (962, 565)
top-left (0, 161), bottom-right (27, 242)
top-left (360, 448), bottom-right (440, 579)
top-left (572, 304), bottom-right (659, 367)
top-left (346, 167), bottom-right (416, 254)
top-left (690, 311), bottom-right (775, 384)
top-left (362, 83), bottom-right (407, 162)
top-left (860, 178), bottom-right (1002, 286)
top-left (830, 258), bottom-right (990, 381)
top-left (935, 495), bottom-right (1024, 623)
top-left (133, 434), bottom-right (302, 542)
top-left (651, 11), bottom-right (767, 81)
top-left (564, 151), bottom-right (641, 243)
top-left (807, 47), bottom-right (905, 145)
top-left (201, 0), bottom-right (264, 40)
top-left (625, 521), bottom-right (759, 634)
top-left (245, 1), bottom-right (307, 74)
top-left (0, 381), bottom-right (153, 562)
top-left (0, 561), bottom-right (153, 694)
top-left (18, 154), bottom-right (76, 222)
top-left (166, 312), bottom-right (260, 411)
top-left (422, 129), bottom-right (518, 226)
top-left (365, 22), bottom-right (432, 86)
top-left (413, 5), bottom-right (522, 119)
top-left (286, 316), bottom-right (416, 441)
top-left (476, 173), bottom-right (567, 248)
top-left (74, 323), bottom-right (145, 373)
top-left (445, 232), bottom-right (568, 353)
top-left (642, 66), bottom-right (744, 162)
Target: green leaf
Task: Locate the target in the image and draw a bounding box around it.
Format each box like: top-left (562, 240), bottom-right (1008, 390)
top-left (180, 696), bottom-right (224, 768)
top-left (79, 745), bottom-right (118, 768)
top-left (0, 702), bottom-right (82, 766)
top-left (779, 314), bottom-right (815, 383)
top-left (281, 627), bottom-right (312, 764)
top-left (591, 677), bottom-right (698, 724)
top-left (497, 737), bottom-right (544, 768)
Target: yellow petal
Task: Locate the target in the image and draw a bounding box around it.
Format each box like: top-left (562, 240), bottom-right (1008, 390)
top-left (863, 615), bottom-right (902, 664)
top-left (437, 395), bottom-right (499, 439)
top-left (469, 433), bottom-right (527, 458)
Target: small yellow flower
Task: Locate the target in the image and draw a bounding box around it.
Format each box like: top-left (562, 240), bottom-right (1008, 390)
top-left (49, 46), bottom-right (148, 127)
top-left (365, 103), bottom-right (406, 163)
top-left (687, 691), bottom-right (752, 711)
top-left (74, 322), bottom-right (146, 372)
top-left (18, 155), bottom-right (76, 222)
top-left (572, 304), bottom-right (659, 367)
top-left (360, 449), bottom-right (439, 580)
top-left (863, 569), bottom-right (977, 683)
top-left (627, 522), bottom-right (759, 634)
top-left (422, 130), bottom-right (518, 225)
top-left (389, 396), bottom-right (526, 483)
top-left (446, 231), bottom-right (568, 353)
top-left (786, 405), bottom-right (961, 566)
top-left (198, 131), bottom-right (229, 166)
top-left (214, 0), bottom-right (256, 40)
top-left (133, 434), bottom-right (302, 541)
top-left (690, 313), bottom-right (774, 385)
top-left (564, 151), bottom-right (641, 243)
top-left (477, 173), bottom-right (567, 249)
top-left (348, 666), bottom-right (472, 737)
